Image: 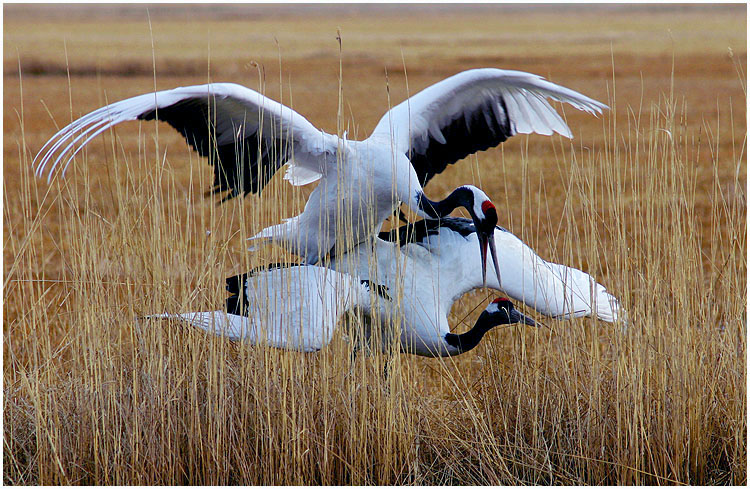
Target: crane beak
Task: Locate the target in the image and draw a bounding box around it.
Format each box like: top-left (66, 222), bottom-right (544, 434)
top-left (478, 231), bottom-right (502, 288)
top-left (510, 308), bottom-right (537, 327)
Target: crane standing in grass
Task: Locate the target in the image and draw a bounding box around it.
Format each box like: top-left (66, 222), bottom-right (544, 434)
top-left (34, 68), bottom-right (607, 286)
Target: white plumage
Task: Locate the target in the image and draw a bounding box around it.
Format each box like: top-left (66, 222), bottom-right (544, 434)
top-left (152, 266), bottom-right (370, 352)
top-left (34, 68), bottom-right (607, 271)
top-left (35, 83), bottom-right (335, 185)
top-left (371, 69), bottom-right (604, 154)
top-left (156, 218), bottom-right (622, 358)
top-left (330, 218), bottom-right (622, 356)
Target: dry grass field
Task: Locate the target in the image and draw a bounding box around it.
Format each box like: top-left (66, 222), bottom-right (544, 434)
top-left (3, 4), bottom-right (746, 485)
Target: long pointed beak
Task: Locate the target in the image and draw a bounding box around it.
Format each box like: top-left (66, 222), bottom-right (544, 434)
top-left (510, 308), bottom-right (537, 327)
top-left (488, 234), bottom-right (502, 288)
top-left (478, 232), bottom-right (489, 287)
top-left (477, 231), bottom-right (502, 288)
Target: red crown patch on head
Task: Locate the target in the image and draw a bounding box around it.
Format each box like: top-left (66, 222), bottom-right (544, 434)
top-left (481, 200), bottom-right (495, 213)
top-left (492, 297), bottom-right (509, 304)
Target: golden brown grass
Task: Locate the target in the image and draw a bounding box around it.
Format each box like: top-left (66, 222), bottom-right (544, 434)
top-left (4, 4), bottom-right (746, 485)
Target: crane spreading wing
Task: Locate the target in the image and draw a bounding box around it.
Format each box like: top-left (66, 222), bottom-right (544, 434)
top-left (379, 217), bottom-right (622, 323)
top-left (370, 68), bottom-right (608, 186)
top-left (34, 83), bottom-right (338, 199)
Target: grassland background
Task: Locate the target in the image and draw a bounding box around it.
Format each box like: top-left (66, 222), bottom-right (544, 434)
top-left (3, 3), bottom-right (747, 485)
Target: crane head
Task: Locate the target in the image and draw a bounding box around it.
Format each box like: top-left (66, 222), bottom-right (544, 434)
top-left (470, 196), bottom-right (502, 289)
top-left (485, 298), bottom-right (536, 327)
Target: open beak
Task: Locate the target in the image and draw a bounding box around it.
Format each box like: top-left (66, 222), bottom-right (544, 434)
top-left (478, 231), bottom-right (502, 288)
top-left (510, 308), bottom-right (537, 327)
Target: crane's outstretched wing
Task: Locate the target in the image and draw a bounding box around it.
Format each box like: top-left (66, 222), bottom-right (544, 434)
top-left (34, 83), bottom-right (338, 199)
top-left (370, 68), bottom-right (608, 186)
top-left (382, 217), bottom-right (623, 323)
top-left (147, 265), bottom-right (373, 352)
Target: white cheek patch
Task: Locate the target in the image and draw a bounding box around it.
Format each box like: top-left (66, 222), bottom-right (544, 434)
top-left (473, 197), bottom-right (485, 220)
top-left (465, 185), bottom-right (490, 219)
top-left (486, 301), bottom-right (501, 314)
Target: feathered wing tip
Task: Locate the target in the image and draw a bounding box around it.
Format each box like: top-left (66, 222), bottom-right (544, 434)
top-left (33, 91), bottom-right (167, 181)
top-left (499, 74), bottom-right (608, 138)
top-left (502, 240), bottom-right (627, 327)
top-left (591, 281), bottom-right (624, 323)
top-left (283, 163), bottom-right (323, 186)
top-left (144, 311), bottom-right (248, 340)
top-left (594, 285), bottom-right (630, 333)
top-left (246, 217), bottom-right (301, 253)
top-left (522, 72), bottom-right (609, 116)
top-left (558, 270), bottom-right (625, 325)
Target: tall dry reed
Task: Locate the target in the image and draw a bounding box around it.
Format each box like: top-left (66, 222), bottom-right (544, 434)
top-left (3, 60), bottom-right (746, 485)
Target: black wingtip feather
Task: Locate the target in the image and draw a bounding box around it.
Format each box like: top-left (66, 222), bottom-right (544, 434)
top-left (379, 217), bottom-right (475, 246)
top-left (408, 96), bottom-right (512, 187)
top-left (139, 96), bottom-right (287, 199)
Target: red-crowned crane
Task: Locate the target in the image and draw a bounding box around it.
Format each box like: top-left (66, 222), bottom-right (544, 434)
top-left (154, 267), bottom-right (534, 356)
top-left (151, 217), bottom-right (622, 358)
top-left (350, 217), bottom-right (622, 356)
top-left (34, 68), bottom-right (607, 285)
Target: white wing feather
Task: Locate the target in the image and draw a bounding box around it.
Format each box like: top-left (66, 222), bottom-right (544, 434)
top-left (371, 68), bottom-right (607, 156)
top-left (34, 83), bottom-right (337, 186)
top-left (491, 228), bottom-right (621, 322)
top-left (151, 266), bottom-right (370, 352)
top-left (416, 223), bottom-right (622, 323)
